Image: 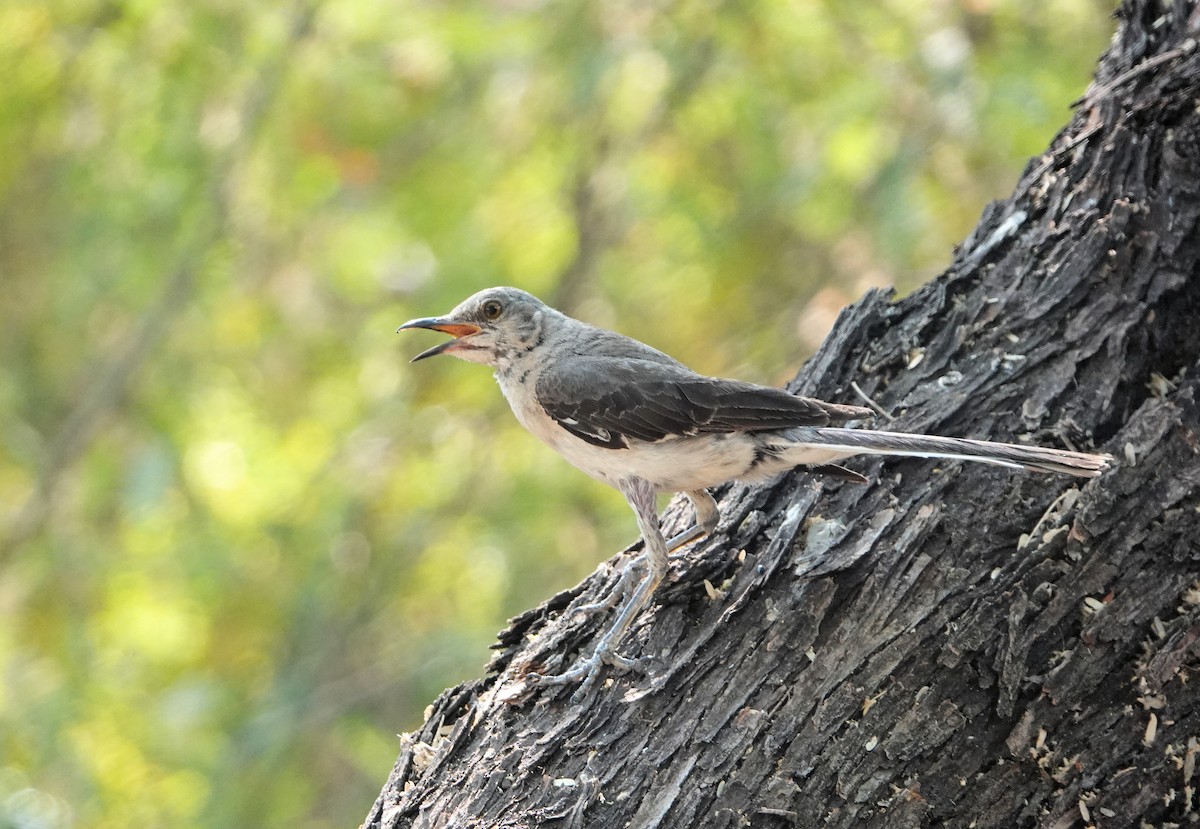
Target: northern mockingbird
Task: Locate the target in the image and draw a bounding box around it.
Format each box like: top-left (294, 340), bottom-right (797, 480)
top-left (399, 286), bottom-right (1111, 694)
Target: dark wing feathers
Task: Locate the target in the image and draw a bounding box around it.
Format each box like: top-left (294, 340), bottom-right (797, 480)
top-left (536, 357), bottom-right (872, 449)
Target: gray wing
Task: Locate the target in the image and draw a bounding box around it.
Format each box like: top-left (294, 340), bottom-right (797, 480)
top-left (535, 357), bottom-right (872, 449)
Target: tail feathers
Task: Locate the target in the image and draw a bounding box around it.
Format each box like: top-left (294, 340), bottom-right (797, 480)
top-left (794, 428), bottom-right (1111, 478)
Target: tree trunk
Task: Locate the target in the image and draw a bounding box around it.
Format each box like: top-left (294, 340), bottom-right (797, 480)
top-left (364, 2), bottom-right (1200, 826)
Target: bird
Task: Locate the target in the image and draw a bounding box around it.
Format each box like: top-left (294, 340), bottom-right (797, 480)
top-left (398, 286), bottom-right (1111, 695)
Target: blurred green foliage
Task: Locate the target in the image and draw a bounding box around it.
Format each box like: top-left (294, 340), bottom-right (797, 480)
top-left (0, 0), bottom-right (1112, 826)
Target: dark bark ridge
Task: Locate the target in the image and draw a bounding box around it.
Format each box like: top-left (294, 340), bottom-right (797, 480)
top-left (366, 2), bottom-right (1200, 826)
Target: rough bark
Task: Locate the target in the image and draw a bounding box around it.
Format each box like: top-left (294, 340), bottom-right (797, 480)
top-left (365, 2), bottom-right (1200, 826)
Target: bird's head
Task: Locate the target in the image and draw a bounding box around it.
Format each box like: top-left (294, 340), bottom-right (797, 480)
top-left (398, 287), bottom-right (552, 368)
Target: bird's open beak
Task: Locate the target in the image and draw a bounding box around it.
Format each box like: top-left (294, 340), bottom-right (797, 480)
top-left (396, 317), bottom-right (483, 362)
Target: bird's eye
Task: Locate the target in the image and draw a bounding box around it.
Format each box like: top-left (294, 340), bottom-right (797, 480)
top-left (482, 300), bottom-right (503, 319)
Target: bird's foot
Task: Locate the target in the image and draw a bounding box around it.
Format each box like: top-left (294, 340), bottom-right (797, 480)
top-left (572, 559), bottom-right (642, 618)
top-left (665, 523), bottom-right (707, 551)
top-left (527, 643), bottom-right (648, 702)
top-left (572, 521), bottom-right (706, 622)
top-left (573, 535), bottom-right (698, 621)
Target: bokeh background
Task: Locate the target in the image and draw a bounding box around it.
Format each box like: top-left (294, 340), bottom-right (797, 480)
top-left (1, 1), bottom-right (1114, 826)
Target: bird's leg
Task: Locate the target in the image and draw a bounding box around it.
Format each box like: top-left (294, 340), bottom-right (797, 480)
top-left (664, 489), bottom-right (720, 551)
top-left (530, 477), bottom-right (667, 698)
top-left (573, 490), bottom-right (718, 619)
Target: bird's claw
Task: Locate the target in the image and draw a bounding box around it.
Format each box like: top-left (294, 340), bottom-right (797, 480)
top-left (526, 644), bottom-right (649, 701)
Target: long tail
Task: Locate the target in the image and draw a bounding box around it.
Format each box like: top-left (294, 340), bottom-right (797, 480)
top-left (790, 427), bottom-right (1111, 478)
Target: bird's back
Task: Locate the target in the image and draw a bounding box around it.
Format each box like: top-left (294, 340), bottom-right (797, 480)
top-left (551, 319), bottom-right (688, 370)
